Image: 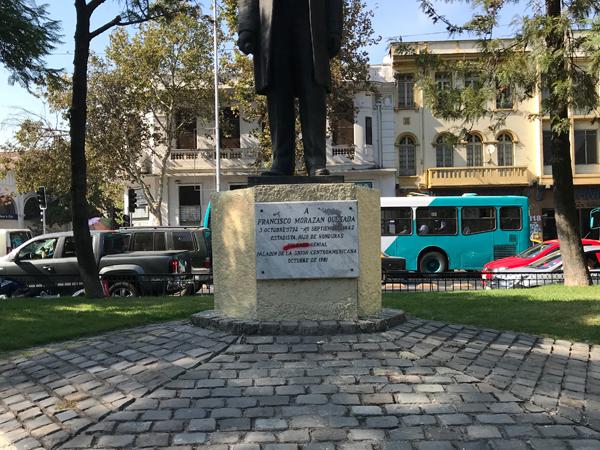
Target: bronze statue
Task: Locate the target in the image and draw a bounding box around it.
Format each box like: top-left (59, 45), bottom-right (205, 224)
top-left (237, 0), bottom-right (343, 176)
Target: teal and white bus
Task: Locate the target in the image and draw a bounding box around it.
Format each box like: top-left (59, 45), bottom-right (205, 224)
top-left (381, 194), bottom-right (530, 272)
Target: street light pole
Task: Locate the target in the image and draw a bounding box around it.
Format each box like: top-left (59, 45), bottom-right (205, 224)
top-left (213, 0), bottom-right (221, 193)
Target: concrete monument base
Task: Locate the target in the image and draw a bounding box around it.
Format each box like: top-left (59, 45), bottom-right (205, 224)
top-left (191, 308), bottom-right (406, 335)
top-left (209, 183), bottom-right (382, 322)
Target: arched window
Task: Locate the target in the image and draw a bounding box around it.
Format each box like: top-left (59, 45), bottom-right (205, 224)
top-left (466, 134), bottom-right (483, 167)
top-left (497, 133), bottom-right (514, 166)
top-left (0, 195), bottom-right (17, 220)
top-left (398, 136), bottom-right (416, 176)
top-left (24, 197), bottom-right (41, 221)
top-left (435, 135), bottom-right (454, 167)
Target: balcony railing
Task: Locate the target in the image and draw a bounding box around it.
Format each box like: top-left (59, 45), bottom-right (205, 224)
top-left (169, 148), bottom-right (258, 171)
top-left (331, 145), bottom-right (355, 160)
top-left (328, 145), bottom-right (376, 165)
top-left (427, 166), bottom-right (532, 188)
top-left (168, 145), bottom-right (376, 172)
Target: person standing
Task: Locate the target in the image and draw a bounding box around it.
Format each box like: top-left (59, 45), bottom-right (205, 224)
top-left (237, 0), bottom-right (343, 176)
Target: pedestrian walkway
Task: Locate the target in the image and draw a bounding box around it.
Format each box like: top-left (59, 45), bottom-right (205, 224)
top-left (1, 317), bottom-right (599, 449)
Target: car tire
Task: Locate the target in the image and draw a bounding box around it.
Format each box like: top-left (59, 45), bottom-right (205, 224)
top-left (109, 281), bottom-right (138, 298)
top-left (419, 251), bottom-right (447, 273)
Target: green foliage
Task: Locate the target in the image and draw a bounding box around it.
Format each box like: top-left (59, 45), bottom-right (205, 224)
top-left (7, 115), bottom-right (123, 226)
top-left (414, 0), bottom-right (595, 286)
top-left (0, 0), bottom-right (61, 87)
top-left (412, 1), bottom-right (600, 139)
top-left (95, 13), bottom-right (215, 222)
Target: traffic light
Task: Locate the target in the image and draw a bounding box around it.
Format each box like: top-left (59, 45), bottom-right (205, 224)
top-left (36, 186), bottom-right (47, 210)
top-left (127, 189), bottom-right (138, 213)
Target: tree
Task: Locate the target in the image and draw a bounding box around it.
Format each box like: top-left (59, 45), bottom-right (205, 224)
top-left (92, 13), bottom-right (214, 224)
top-left (1, 118), bottom-right (123, 227)
top-left (68, 0), bottom-right (193, 298)
top-left (0, 0), bottom-right (60, 86)
top-left (410, 0), bottom-right (598, 286)
top-left (220, 0), bottom-right (380, 170)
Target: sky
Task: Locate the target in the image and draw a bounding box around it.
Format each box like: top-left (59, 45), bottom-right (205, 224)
top-left (0, 0), bottom-right (526, 143)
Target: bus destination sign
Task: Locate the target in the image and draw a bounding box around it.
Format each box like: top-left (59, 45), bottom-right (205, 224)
top-left (255, 201), bottom-right (359, 279)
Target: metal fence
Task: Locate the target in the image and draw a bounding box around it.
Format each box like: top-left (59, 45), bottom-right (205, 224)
top-left (382, 271), bottom-right (600, 292)
top-left (2, 271), bottom-right (598, 299)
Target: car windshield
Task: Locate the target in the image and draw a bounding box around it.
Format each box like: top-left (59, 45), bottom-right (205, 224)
top-left (518, 243), bottom-right (552, 258)
top-left (529, 250), bottom-right (562, 269)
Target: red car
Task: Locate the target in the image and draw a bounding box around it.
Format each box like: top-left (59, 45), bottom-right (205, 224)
top-left (482, 238), bottom-right (600, 279)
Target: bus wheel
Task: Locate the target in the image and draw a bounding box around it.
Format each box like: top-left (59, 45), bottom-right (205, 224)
top-left (419, 251), bottom-right (447, 273)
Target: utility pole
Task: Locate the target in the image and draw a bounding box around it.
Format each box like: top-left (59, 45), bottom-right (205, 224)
top-left (213, 0), bottom-right (221, 193)
top-left (37, 186), bottom-right (47, 234)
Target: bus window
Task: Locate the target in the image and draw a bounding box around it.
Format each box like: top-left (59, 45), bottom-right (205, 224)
top-left (500, 206), bottom-right (522, 230)
top-left (416, 207), bottom-right (457, 235)
top-left (461, 206), bottom-right (496, 235)
top-left (381, 207), bottom-right (412, 236)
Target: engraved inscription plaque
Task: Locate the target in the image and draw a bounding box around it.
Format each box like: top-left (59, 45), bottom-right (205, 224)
top-left (255, 201), bottom-right (359, 279)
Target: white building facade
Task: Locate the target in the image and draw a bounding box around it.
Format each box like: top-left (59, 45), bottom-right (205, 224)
top-left (130, 71), bottom-right (399, 226)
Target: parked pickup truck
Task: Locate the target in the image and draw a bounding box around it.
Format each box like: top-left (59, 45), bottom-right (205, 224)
top-left (0, 231), bottom-right (192, 297)
top-left (118, 226), bottom-right (212, 289)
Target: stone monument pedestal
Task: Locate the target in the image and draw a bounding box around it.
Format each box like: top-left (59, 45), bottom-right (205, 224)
top-left (191, 182), bottom-right (405, 334)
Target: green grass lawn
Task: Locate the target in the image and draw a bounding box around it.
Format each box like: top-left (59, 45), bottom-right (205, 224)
top-left (0, 296), bottom-right (213, 354)
top-left (2, 286), bottom-right (599, 355)
top-left (384, 285), bottom-right (600, 344)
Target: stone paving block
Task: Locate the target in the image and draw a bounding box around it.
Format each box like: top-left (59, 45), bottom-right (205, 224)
top-left (310, 428), bottom-right (347, 441)
top-left (277, 429), bottom-right (310, 442)
top-left (466, 425), bottom-right (503, 439)
top-left (172, 432), bottom-right (207, 445)
top-left (151, 419), bottom-right (185, 432)
top-left (365, 416), bottom-right (399, 428)
top-left (218, 418), bottom-right (251, 431)
top-left (348, 429), bottom-right (385, 441)
top-left (97, 434), bottom-right (136, 448)
top-left (415, 442), bottom-right (455, 450)
top-left (296, 394), bottom-right (328, 405)
top-left (263, 444), bottom-right (299, 450)
top-left (61, 434), bottom-right (94, 448)
top-left (188, 418), bottom-right (217, 432)
top-left (255, 418), bottom-right (288, 431)
top-left (381, 442), bottom-right (414, 450)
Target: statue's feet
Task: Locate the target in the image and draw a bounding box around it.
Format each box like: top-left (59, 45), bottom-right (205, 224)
top-left (311, 168), bottom-right (330, 176)
top-left (260, 169), bottom-right (291, 176)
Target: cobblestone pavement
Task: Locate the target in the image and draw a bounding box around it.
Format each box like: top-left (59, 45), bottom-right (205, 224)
top-left (1, 318), bottom-right (600, 449)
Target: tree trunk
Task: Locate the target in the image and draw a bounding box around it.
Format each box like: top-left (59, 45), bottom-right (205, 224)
top-left (69, 0), bottom-right (104, 297)
top-left (545, 0), bottom-right (591, 286)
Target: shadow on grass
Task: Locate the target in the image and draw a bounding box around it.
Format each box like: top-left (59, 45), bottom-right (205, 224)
top-left (0, 296), bottom-right (214, 353)
top-left (383, 287), bottom-right (600, 344)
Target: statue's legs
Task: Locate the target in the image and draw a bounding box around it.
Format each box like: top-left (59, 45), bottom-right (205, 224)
top-left (298, 77), bottom-right (327, 176)
top-left (263, 0), bottom-right (329, 176)
top-left (265, 76), bottom-right (296, 176)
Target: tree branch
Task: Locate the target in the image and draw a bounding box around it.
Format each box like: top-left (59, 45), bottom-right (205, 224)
top-left (87, 0), bottom-right (105, 14)
top-left (90, 13), bottom-right (169, 39)
top-left (90, 15), bottom-right (122, 39)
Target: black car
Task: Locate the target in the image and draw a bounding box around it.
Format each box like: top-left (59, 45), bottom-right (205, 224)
top-left (119, 227), bottom-right (212, 288)
top-left (381, 252), bottom-right (406, 283)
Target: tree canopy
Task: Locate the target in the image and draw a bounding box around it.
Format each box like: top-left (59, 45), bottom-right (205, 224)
top-left (0, 0), bottom-right (61, 86)
top-left (412, 0), bottom-right (600, 285)
top-left (92, 12), bottom-right (215, 223)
